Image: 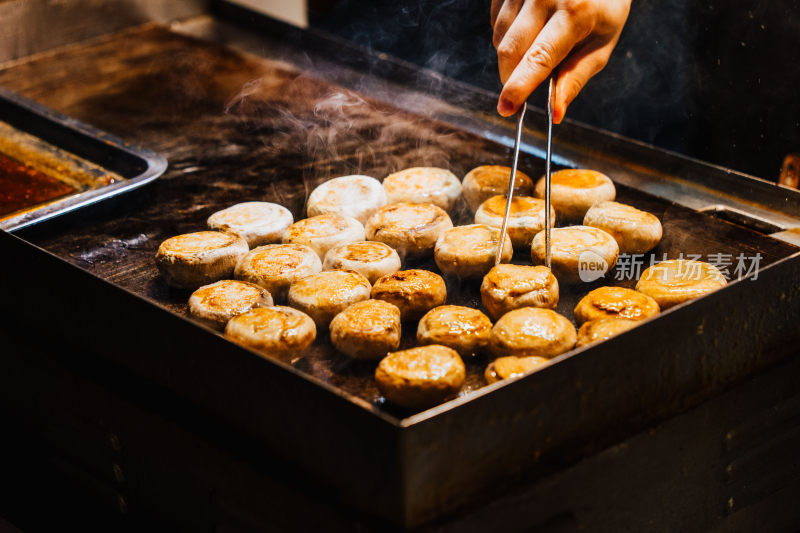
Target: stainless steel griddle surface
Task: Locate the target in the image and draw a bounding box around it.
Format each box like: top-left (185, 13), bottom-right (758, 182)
top-left (1, 25), bottom-right (797, 417)
top-left (4, 18), bottom-right (800, 528)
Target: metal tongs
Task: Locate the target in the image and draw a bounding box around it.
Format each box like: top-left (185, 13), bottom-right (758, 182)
top-left (495, 78), bottom-right (554, 267)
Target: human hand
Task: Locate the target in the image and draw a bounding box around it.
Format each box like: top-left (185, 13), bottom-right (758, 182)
top-left (491, 0), bottom-right (631, 122)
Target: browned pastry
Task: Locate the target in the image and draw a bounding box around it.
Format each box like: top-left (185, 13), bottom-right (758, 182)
top-left (531, 226), bottom-right (619, 284)
top-left (382, 167), bottom-right (462, 212)
top-left (234, 243), bottom-right (321, 302)
top-left (287, 270), bottom-right (372, 329)
top-left (480, 264), bottom-right (559, 320)
top-left (371, 269), bottom-right (447, 321)
top-left (576, 318), bottom-right (638, 347)
top-left (636, 259), bottom-right (727, 309)
top-left (365, 202), bottom-right (453, 259)
top-left (534, 169), bottom-right (616, 221)
top-left (434, 224), bottom-right (513, 279)
top-left (489, 307), bottom-right (577, 358)
top-left (155, 231), bottom-right (249, 289)
top-left (322, 241), bottom-right (401, 284)
top-left (484, 355), bottom-right (550, 384)
top-left (461, 165), bottom-right (534, 212)
top-left (330, 299), bottom-right (402, 359)
top-left (375, 345), bottom-right (466, 409)
top-left (583, 201), bottom-right (663, 253)
top-left (416, 305), bottom-right (493, 356)
top-left (573, 286), bottom-right (660, 325)
top-left (188, 280), bottom-right (273, 330)
top-left (282, 213), bottom-right (365, 259)
top-left (207, 202), bottom-right (293, 248)
top-left (225, 306), bottom-right (316, 363)
top-left (474, 195), bottom-right (555, 249)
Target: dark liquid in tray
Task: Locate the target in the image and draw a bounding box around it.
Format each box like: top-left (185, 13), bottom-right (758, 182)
top-left (0, 152), bottom-right (77, 217)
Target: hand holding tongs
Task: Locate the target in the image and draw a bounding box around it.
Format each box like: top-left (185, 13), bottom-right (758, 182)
top-left (495, 78), bottom-right (555, 267)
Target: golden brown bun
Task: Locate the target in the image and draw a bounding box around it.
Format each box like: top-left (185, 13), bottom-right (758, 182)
top-left (234, 243), bottom-right (322, 302)
top-left (484, 355), bottom-right (550, 384)
top-left (282, 213), bottom-right (365, 260)
top-left (534, 169), bottom-right (615, 221)
top-left (382, 167), bottom-right (462, 212)
top-left (188, 280), bottom-right (273, 330)
top-left (207, 202), bottom-right (293, 248)
top-left (287, 270), bottom-right (372, 329)
top-left (416, 305), bottom-right (493, 357)
top-left (330, 299), bottom-right (402, 360)
top-left (573, 286), bottom-right (660, 325)
top-left (434, 224), bottom-right (513, 279)
top-left (365, 202), bottom-right (453, 259)
top-left (306, 175), bottom-right (387, 224)
top-left (225, 306), bottom-right (316, 363)
top-left (636, 259), bottom-right (727, 309)
top-left (322, 241), bottom-right (401, 284)
top-left (480, 264), bottom-right (559, 320)
top-left (489, 307), bottom-right (576, 358)
top-left (375, 345), bottom-right (465, 409)
top-left (474, 195), bottom-right (555, 249)
top-left (371, 269), bottom-right (447, 321)
top-left (155, 231), bottom-right (249, 290)
top-left (531, 226), bottom-right (619, 284)
top-left (576, 318), bottom-right (638, 348)
top-left (462, 165), bottom-right (533, 212)
top-left (583, 201), bottom-right (662, 253)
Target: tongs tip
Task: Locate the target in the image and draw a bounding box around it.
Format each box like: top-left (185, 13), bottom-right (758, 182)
top-left (544, 77), bottom-right (555, 269)
top-left (494, 102), bottom-right (527, 266)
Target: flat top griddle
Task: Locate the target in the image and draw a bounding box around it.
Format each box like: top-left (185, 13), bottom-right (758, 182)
top-left (2, 25), bottom-right (797, 417)
top-left (3, 19), bottom-right (800, 527)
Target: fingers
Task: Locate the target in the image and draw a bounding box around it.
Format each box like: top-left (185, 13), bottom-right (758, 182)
top-left (493, 0), bottom-right (630, 119)
top-left (492, 0), bottom-right (523, 48)
top-left (498, 10), bottom-right (588, 116)
top-left (490, 0), bottom-right (504, 27)
top-left (552, 41), bottom-right (615, 123)
top-left (495, 3), bottom-right (547, 84)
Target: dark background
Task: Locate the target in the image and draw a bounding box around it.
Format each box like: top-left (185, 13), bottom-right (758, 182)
top-left (309, 0), bottom-right (800, 181)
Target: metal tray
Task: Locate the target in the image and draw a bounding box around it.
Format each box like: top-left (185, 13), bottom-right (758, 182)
top-left (0, 88), bottom-right (167, 231)
top-left (1, 12), bottom-right (800, 529)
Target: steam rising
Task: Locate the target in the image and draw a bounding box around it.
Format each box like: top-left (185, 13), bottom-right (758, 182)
top-left (220, 1), bottom-right (509, 223)
top-left (224, 72), bottom-right (468, 195)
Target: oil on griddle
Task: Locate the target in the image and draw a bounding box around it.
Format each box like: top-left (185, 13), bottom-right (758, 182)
top-left (2, 26), bottom-right (797, 415)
